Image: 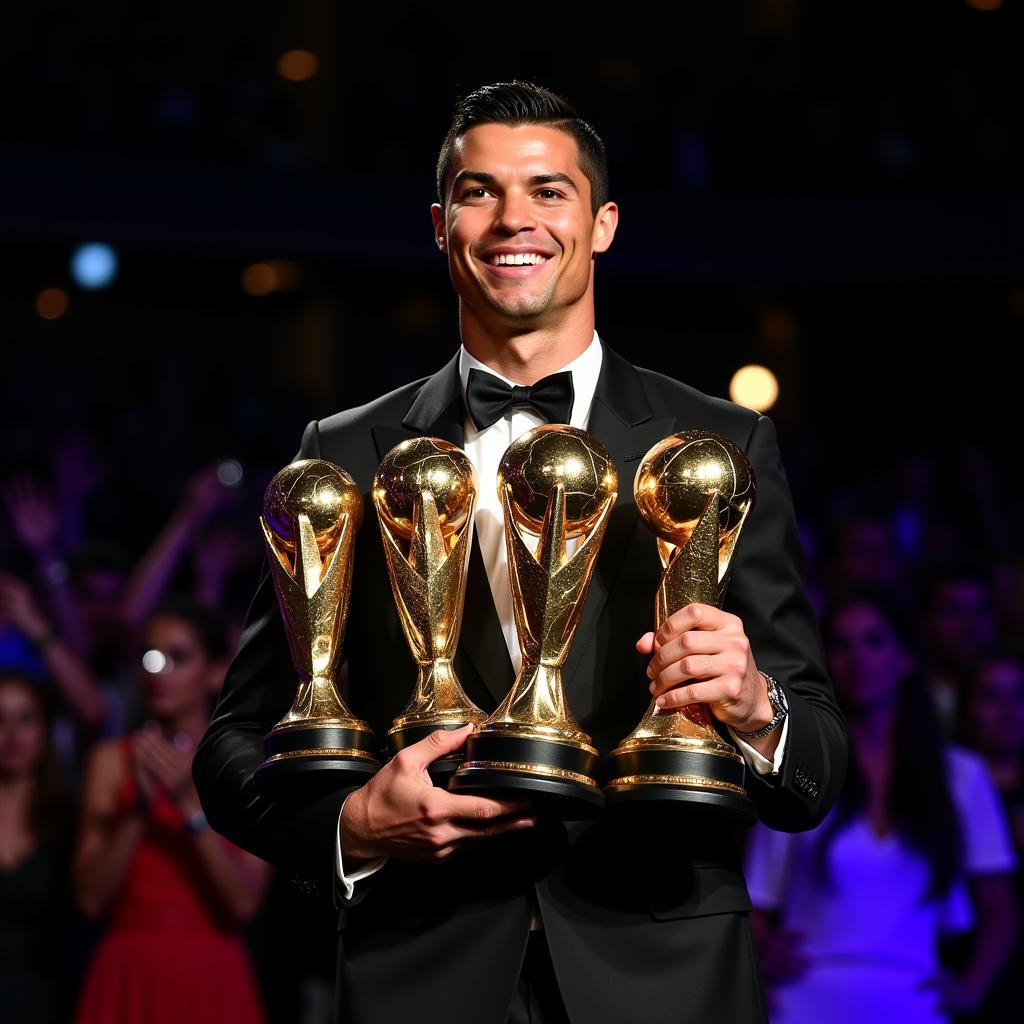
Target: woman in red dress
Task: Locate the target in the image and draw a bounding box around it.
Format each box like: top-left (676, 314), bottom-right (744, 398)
top-left (74, 602), bottom-right (270, 1024)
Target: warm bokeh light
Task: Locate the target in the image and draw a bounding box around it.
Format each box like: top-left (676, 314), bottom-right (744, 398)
top-left (36, 287), bottom-right (69, 320)
top-left (277, 50), bottom-right (318, 82)
top-left (964, 0), bottom-right (1003, 11)
top-left (241, 260), bottom-right (302, 296)
top-left (729, 364), bottom-right (779, 412)
top-left (242, 263), bottom-right (278, 296)
top-left (1008, 287), bottom-right (1024, 320)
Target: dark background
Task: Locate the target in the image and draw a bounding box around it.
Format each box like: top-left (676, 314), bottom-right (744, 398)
top-left (3, 0), bottom-right (1023, 554)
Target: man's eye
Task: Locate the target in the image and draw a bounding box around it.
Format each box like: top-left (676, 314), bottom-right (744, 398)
top-left (463, 187), bottom-right (489, 199)
top-left (537, 189), bottom-right (561, 199)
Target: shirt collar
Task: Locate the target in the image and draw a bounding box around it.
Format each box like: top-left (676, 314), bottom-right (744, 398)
top-left (457, 330), bottom-right (603, 430)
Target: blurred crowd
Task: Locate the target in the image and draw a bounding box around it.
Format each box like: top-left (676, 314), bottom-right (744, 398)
top-left (0, 420), bottom-right (1021, 1024)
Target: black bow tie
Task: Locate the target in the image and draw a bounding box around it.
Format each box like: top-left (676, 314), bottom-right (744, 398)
top-left (465, 368), bottom-right (575, 432)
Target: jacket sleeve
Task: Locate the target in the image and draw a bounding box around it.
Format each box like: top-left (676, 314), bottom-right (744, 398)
top-left (192, 419), bottom-right (363, 903)
top-left (722, 413), bottom-right (848, 831)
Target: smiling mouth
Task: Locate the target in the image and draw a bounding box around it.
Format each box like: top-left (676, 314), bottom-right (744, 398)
top-left (488, 252), bottom-right (550, 266)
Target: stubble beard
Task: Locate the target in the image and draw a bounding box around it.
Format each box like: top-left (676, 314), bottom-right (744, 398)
top-left (478, 268), bottom-right (590, 327)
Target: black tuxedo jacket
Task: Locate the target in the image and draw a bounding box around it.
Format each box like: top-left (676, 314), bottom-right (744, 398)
top-left (193, 340), bottom-right (846, 1024)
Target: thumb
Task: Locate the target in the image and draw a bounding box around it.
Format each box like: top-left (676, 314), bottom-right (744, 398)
top-left (406, 722), bottom-right (474, 769)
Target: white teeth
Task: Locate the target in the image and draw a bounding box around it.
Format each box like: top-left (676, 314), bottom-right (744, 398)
top-left (491, 253), bottom-right (548, 266)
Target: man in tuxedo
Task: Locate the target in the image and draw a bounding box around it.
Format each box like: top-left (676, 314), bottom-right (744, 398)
top-left (194, 81), bottom-right (846, 1024)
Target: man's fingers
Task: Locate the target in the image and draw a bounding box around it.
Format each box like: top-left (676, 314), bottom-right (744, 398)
top-left (653, 678), bottom-right (742, 711)
top-left (635, 631), bottom-right (657, 655)
top-left (649, 653), bottom-right (725, 697)
top-left (645, 631), bottom-right (720, 681)
top-left (654, 603), bottom-right (728, 647)
top-left (441, 814), bottom-right (538, 844)
top-left (400, 723), bottom-right (475, 771)
top-left (440, 792), bottom-right (534, 821)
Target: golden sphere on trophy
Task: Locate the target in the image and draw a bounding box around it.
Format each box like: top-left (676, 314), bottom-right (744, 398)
top-left (498, 426), bottom-right (616, 539)
top-left (262, 460), bottom-right (363, 555)
top-left (373, 438), bottom-right (474, 541)
top-left (256, 458), bottom-right (379, 786)
top-left (634, 433), bottom-right (753, 545)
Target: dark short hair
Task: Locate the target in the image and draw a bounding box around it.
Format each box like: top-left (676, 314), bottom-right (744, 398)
top-left (436, 81), bottom-right (609, 215)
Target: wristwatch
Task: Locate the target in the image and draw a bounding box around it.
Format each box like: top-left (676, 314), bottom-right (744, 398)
top-left (734, 672), bottom-right (788, 740)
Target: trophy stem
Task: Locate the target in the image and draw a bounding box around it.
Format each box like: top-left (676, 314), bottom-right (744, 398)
top-left (451, 662), bottom-right (602, 816)
top-left (387, 658), bottom-right (487, 781)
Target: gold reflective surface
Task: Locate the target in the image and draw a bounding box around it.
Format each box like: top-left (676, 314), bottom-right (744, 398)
top-left (612, 431), bottom-right (757, 764)
top-left (480, 425), bottom-right (617, 748)
top-left (373, 437), bottom-right (486, 732)
top-left (260, 459), bottom-right (373, 735)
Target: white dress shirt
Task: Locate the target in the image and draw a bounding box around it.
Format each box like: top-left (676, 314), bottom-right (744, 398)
top-left (335, 330), bottom-right (788, 899)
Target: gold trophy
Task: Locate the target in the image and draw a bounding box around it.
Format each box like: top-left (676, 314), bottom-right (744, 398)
top-left (372, 437), bottom-right (486, 782)
top-left (604, 431), bottom-right (757, 821)
top-left (255, 459), bottom-right (380, 785)
top-left (450, 425), bottom-right (617, 816)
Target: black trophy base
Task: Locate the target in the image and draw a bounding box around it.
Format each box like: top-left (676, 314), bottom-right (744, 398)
top-left (255, 722), bottom-right (380, 789)
top-left (604, 744), bottom-right (756, 827)
top-left (389, 721), bottom-right (474, 786)
top-left (449, 730), bottom-right (604, 819)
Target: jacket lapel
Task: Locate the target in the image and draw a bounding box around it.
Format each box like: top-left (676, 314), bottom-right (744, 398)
top-left (562, 343), bottom-right (675, 705)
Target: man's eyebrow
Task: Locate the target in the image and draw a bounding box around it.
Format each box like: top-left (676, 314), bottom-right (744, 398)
top-left (450, 170), bottom-right (497, 193)
top-left (449, 170), bottom-right (580, 194)
top-left (526, 173), bottom-right (579, 193)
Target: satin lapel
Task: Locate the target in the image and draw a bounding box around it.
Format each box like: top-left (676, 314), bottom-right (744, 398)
top-left (562, 345), bottom-right (675, 705)
top-left (389, 352), bottom-right (514, 707)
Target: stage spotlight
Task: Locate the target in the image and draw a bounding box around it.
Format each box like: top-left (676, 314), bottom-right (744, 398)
top-left (36, 287), bottom-right (69, 320)
top-left (730, 364), bottom-right (779, 412)
top-left (278, 50), bottom-right (318, 82)
top-left (71, 243), bottom-right (119, 290)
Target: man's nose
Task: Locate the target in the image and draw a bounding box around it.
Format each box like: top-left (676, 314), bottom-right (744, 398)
top-left (493, 190), bottom-right (535, 233)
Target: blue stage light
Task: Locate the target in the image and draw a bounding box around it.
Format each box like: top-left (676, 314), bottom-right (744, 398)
top-left (70, 243), bottom-right (119, 290)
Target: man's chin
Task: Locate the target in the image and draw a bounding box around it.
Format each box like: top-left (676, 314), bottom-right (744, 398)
top-left (482, 291), bottom-right (554, 322)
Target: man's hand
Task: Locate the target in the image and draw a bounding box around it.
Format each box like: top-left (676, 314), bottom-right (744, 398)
top-left (340, 724), bottom-right (536, 865)
top-left (636, 602), bottom-right (773, 733)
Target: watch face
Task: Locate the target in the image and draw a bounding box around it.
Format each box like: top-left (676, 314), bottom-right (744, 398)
top-left (766, 676), bottom-right (788, 715)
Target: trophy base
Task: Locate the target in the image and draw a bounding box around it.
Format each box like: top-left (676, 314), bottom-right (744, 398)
top-left (389, 721), bottom-right (474, 785)
top-left (256, 722), bottom-right (381, 787)
top-left (603, 744), bottom-right (756, 826)
top-left (449, 731), bottom-right (604, 819)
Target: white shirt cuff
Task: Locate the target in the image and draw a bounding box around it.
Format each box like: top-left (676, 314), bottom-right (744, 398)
top-left (728, 713), bottom-right (789, 777)
top-left (335, 794), bottom-right (387, 901)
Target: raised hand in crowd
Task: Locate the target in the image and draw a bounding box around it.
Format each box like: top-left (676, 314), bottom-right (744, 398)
top-left (0, 570), bottom-right (104, 730)
top-left (121, 465), bottom-right (237, 631)
top-left (2, 472), bottom-right (89, 655)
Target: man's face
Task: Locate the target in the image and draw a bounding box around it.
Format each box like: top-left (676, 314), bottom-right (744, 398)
top-left (431, 123), bottom-right (616, 329)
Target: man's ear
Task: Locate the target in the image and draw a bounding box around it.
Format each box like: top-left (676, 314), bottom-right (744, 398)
top-left (591, 201), bottom-right (619, 255)
top-left (430, 203), bottom-right (447, 253)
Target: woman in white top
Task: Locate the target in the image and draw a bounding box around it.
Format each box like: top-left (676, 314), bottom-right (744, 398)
top-left (745, 590), bottom-right (1017, 1024)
